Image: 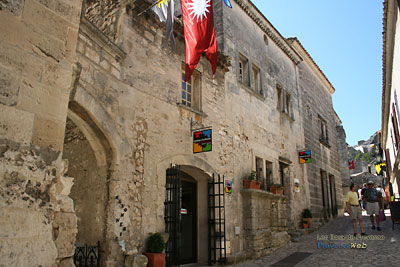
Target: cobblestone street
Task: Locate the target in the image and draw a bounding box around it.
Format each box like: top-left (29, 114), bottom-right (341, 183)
top-left (232, 210), bottom-right (400, 267)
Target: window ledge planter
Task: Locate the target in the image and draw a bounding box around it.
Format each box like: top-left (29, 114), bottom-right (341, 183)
top-left (243, 180), bottom-right (261, 190)
top-left (269, 184), bottom-right (284, 195)
top-left (243, 171), bottom-right (261, 190)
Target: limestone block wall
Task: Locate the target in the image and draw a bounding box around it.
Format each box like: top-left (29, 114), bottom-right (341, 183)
top-left (0, 0), bottom-right (82, 265)
top-left (292, 42), bottom-right (344, 221)
top-left (73, 2), bottom-right (306, 261)
top-left (220, 0), bottom-right (307, 229)
top-left (242, 190), bottom-right (290, 258)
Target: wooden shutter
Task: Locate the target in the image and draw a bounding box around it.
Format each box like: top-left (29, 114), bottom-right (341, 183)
top-left (385, 148), bottom-right (392, 178)
top-left (392, 104), bottom-right (400, 149)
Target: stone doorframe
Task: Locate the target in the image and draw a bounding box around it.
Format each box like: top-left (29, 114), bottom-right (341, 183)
top-left (156, 155), bottom-right (217, 265)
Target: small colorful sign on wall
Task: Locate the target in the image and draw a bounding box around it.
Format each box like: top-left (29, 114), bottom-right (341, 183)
top-left (193, 129), bottom-right (212, 153)
top-left (299, 150), bottom-right (312, 164)
top-left (225, 179), bottom-right (232, 194)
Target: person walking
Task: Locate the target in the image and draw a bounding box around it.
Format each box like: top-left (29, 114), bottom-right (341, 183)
top-left (377, 184), bottom-right (386, 210)
top-left (363, 181), bottom-right (382, 231)
top-left (346, 183), bottom-right (366, 236)
top-left (358, 183), bottom-right (366, 210)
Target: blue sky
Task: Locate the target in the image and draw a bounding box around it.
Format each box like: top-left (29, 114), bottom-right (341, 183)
top-left (251, 0), bottom-right (383, 146)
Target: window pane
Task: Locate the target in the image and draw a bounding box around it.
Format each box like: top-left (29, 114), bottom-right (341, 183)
top-left (182, 82), bottom-right (186, 90)
top-left (182, 73), bottom-right (185, 81)
top-left (187, 93), bottom-right (191, 102)
top-left (182, 91), bottom-right (186, 99)
top-left (188, 84), bottom-right (191, 93)
top-left (182, 100), bottom-right (186, 105)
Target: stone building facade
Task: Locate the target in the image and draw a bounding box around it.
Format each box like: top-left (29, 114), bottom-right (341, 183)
top-left (382, 0), bottom-right (400, 199)
top-left (287, 38), bottom-right (344, 220)
top-left (0, 0), bottom-right (346, 266)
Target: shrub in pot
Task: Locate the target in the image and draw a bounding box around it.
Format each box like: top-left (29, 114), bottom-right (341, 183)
top-left (302, 208), bottom-right (312, 228)
top-left (243, 171), bottom-right (261, 189)
top-left (143, 232), bottom-right (165, 267)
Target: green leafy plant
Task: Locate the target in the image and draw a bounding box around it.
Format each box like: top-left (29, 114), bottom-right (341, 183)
top-left (146, 233), bottom-right (165, 253)
top-left (354, 151), bottom-right (372, 163)
top-left (302, 208), bottom-right (312, 218)
top-left (247, 171), bottom-right (256, 181)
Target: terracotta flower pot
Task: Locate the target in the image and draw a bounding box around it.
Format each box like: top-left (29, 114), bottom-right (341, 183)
top-left (143, 252), bottom-right (165, 267)
top-left (303, 218), bottom-right (312, 228)
top-left (270, 185), bottom-right (284, 195)
top-left (243, 180), bottom-right (261, 189)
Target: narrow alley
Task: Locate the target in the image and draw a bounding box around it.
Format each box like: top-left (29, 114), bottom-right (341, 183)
top-left (233, 210), bottom-right (400, 266)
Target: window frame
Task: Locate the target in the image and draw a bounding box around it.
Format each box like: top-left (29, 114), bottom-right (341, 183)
top-left (238, 53), bottom-right (250, 87)
top-left (181, 63), bottom-right (202, 112)
top-left (251, 64), bottom-right (261, 94)
top-left (318, 115), bottom-right (330, 146)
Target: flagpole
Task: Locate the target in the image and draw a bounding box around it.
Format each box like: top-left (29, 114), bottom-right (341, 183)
top-left (136, 0), bottom-right (164, 17)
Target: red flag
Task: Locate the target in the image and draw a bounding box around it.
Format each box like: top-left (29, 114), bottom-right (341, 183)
top-left (349, 160), bottom-right (355, 170)
top-left (181, 0), bottom-right (217, 82)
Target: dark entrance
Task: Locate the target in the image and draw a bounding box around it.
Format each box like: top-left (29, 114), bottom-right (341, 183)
top-left (164, 167), bottom-right (198, 267)
top-left (164, 166), bottom-right (226, 267)
top-left (180, 180), bottom-right (197, 264)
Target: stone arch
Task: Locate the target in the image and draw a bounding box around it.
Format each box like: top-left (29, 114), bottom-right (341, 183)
top-left (157, 155), bottom-right (216, 265)
top-left (62, 101), bottom-right (115, 265)
top-left (156, 154), bottom-right (217, 181)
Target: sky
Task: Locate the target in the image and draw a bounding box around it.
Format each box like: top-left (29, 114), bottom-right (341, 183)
top-left (251, 0), bottom-right (383, 146)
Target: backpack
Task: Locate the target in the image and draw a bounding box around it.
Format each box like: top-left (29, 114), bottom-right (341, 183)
top-left (364, 188), bottom-right (381, 202)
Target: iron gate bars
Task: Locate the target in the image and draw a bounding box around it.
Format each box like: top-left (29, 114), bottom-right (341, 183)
top-left (165, 166), bottom-right (181, 267)
top-left (208, 174), bottom-right (227, 265)
top-left (73, 241), bottom-right (100, 267)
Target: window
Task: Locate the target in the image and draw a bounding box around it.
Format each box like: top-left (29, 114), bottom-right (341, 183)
top-left (318, 116), bottom-right (329, 145)
top-left (265, 160), bottom-right (273, 187)
top-left (277, 84), bottom-right (283, 111)
top-left (252, 64), bottom-right (261, 94)
top-left (279, 162), bottom-right (289, 187)
top-left (255, 156), bottom-right (263, 183)
top-left (276, 84), bottom-right (292, 118)
top-left (181, 64), bottom-right (202, 112)
top-left (285, 92), bottom-right (291, 115)
top-left (239, 54), bottom-right (250, 86)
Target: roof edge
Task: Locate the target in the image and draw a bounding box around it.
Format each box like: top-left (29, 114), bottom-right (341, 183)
top-left (287, 37), bottom-right (335, 95)
top-left (233, 0), bottom-right (302, 65)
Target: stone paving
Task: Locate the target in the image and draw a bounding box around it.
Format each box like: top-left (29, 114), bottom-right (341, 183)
top-left (232, 210), bottom-right (400, 267)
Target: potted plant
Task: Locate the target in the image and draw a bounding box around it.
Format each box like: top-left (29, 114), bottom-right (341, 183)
top-left (243, 171), bottom-right (261, 189)
top-left (269, 184), bottom-right (284, 195)
top-left (302, 208), bottom-right (312, 228)
top-left (143, 232), bottom-right (166, 267)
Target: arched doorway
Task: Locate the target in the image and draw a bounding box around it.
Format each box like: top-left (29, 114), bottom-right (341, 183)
top-left (164, 165), bottom-right (225, 266)
top-left (62, 106), bottom-right (112, 265)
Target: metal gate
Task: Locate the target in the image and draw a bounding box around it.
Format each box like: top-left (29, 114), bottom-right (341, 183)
top-left (73, 241), bottom-right (100, 267)
top-left (208, 174), bottom-right (227, 265)
top-left (165, 166), bottom-right (181, 267)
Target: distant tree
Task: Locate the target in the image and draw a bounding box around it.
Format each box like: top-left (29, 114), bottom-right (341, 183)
top-left (355, 151), bottom-right (372, 163)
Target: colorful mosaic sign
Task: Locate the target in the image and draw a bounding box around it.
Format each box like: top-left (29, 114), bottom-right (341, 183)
top-left (193, 129), bottom-right (212, 153)
top-left (299, 150), bottom-right (312, 164)
top-left (225, 179), bottom-right (232, 194)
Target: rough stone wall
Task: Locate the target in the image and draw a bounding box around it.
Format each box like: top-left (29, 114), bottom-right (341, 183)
top-left (296, 49), bottom-right (343, 221)
top-left (0, 0), bottom-right (346, 265)
top-left (220, 0), bottom-right (306, 234)
top-left (336, 123), bottom-right (349, 214)
top-left (84, 0), bottom-right (123, 42)
top-left (242, 190), bottom-right (290, 258)
top-left (0, 0), bottom-right (82, 265)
